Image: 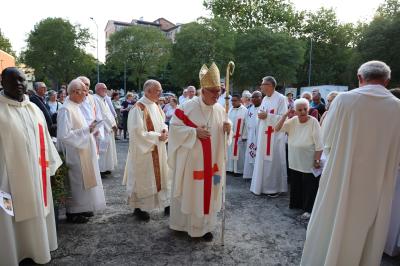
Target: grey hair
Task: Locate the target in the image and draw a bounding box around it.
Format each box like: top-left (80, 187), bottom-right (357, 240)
top-left (252, 90), bottom-right (262, 97)
top-left (78, 76), bottom-right (90, 86)
top-left (143, 79), bottom-right (161, 92)
top-left (186, 86), bottom-right (196, 92)
top-left (357, 60), bottom-right (391, 81)
top-left (262, 76), bottom-right (277, 88)
top-left (95, 83), bottom-right (107, 93)
top-left (126, 92), bottom-right (134, 98)
top-left (327, 91), bottom-right (339, 99)
top-left (294, 98), bottom-right (310, 110)
top-left (67, 79), bottom-right (85, 95)
top-left (301, 91), bottom-right (312, 98)
top-left (33, 81), bottom-right (45, 91)
top-left (242, 90), bottom-right (252, 98)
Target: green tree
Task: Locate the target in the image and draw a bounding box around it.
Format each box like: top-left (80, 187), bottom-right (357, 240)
top-left (22, 18), bottom-right (95, 89)
top-left (297, 8), bottom-right (358, 86)
top-left (234, 27), bottom-right (305, 89)
top-left (170, 18), bottom-right (235, 88)
top-left (106, 26), bottom-right (171, 90)
top-left (357, 1), bottom-right (400, 86)
top-left (203, 0), bottom-right (303, 33)
top-left (0, 29), bottom-right (15, 57)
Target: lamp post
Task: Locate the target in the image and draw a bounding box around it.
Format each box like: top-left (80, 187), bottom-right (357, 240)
top-left (308, 37), bottom-right (313, 87)
top-left (90, 17), bottom-right (100, 83)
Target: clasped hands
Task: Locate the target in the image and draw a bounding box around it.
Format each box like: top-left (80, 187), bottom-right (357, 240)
top-left (196, 122), bottom-right (231, 140)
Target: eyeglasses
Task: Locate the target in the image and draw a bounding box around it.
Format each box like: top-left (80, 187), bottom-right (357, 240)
top-left (296, 108), bottom-right (308, 112)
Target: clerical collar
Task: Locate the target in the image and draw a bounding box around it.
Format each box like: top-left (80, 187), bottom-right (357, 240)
top-left (142, 96), bottom-right (156, 105)
top-left (0, 91), bottom-right (30, 107)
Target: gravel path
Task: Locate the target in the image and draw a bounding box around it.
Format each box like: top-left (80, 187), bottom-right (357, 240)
top-left (44, 140), bottom-right (400, 265)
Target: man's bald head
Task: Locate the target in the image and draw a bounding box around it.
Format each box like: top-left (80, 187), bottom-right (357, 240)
top-left (78, 76), bottom-right (90, 95)
top-left (1, 67), bottom-right (27, 102)
top-left (143, 79), bottom-right (162, 102)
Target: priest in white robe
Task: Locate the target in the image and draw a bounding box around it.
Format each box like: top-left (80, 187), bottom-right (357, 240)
top-left (243, 91), bottom-right (262, 179)
top-left (301, 61), bottom-right (400, 266)
top-left (385, 89), bottom-right (400, 257)
top-left (122, 79), bottom-right (170, 221)
top-left (227, 94), bottom-right (248, 175)
top-left (78, 76), bottom-right (101, 127)
top-left (93, 83), bottom-right (118, 174)
top-left (250, 76), bottom-right (288, 196)
top-left (169, 63), bottom-right (232, 241)
top-left (0, 67), bottom-right (62, 265)
top-left (57, 79), bottom-right (106, 224)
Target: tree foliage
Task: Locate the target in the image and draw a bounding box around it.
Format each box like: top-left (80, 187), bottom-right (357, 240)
top-left (203, 0), bottom-right (303, 33)
top-left (22, 18), bottom-right (95, 89)
top-left (357, 0), bottom-right (400, 86)
top-left (106, 26), bottom-right (171, 90)
top-left (234, 27), bottom-right (305, 89)
top-left (0, 29), bottom-right (15, 57)
top-left (169, 18), bottom-right (235, 88)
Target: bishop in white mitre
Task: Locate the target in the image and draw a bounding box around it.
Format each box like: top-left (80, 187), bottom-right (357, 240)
top-left (169, 63), bottom-right (232, 241)
top-left (57, 79), bottom-right (106, 223)
top-left (301, 61), bottom-right (400, 266)
top-left (243, 91), bottom-right (262, 179)
top-left (0, 67), bottom-right (62, 265)
top-left (93, 83), bottom-right (118, 174)
top-left (227, 94), bottom-right (248, 175)
top-left (122, 79), bottom-right (170, 221)
top-left (250, 76), bottom-right (288, 196)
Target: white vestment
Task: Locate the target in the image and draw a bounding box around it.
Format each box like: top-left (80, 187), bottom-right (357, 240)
top-left (243, 105), bottom-right (260, 179)
top-left (217, 92), bottom-right (232, 109)
top-left (301, 85), bottom-right (400, 266)
top-left (250, 91), bottom-right (288, 194)
top-left (227, 105), bottom-right (247, 174)
top-left (93, 94), bottom-right (118, 172)
top-left (168, 97), bottom-right (232, 237)
top-left (0, 93), bottom-right (62, 265)
top-left (80, 94), bottom-right (99, 126)
top-left (122, 96), bottom-right (170, 211)
top-left (385, 168), bottom-right (400, 256)
top-left (57, 99), bottom-right (106, 214)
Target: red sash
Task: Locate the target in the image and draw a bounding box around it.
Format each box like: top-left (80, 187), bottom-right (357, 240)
top-left (38, 124), bottom-right (48, 207)
top-left (175, 108), bottom-right (213, 215)
top-left (265, 109), bottom-right (275, 156)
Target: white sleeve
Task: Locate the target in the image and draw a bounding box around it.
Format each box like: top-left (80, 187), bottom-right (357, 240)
top-left (56, 108), bottom-right (91, 149)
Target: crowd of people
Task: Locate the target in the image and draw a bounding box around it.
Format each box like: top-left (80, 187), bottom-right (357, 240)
top-left (0, 60), bottom-right (399, 266)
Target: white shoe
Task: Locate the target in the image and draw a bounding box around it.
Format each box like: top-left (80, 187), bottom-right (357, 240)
top-left (300, 212), bottom-right (311, 220)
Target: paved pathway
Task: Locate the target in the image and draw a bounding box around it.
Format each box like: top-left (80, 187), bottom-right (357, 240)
top-left (46, 140), bottom-right (400, 265)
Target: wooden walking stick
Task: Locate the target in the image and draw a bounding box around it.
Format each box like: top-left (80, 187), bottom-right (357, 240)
top-left (221, 61), bottom-right (235, 246)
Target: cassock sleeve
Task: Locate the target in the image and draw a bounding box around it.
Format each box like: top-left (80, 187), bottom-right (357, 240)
top-left (128, 106), bottom-right (161, 154)
top-left (56, 108), bottom-right (91, 149)
top-left (312, 119), bottom-right (323, 152)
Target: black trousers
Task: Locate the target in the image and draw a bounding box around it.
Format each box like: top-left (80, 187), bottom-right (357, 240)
top-left (289, 169), bottom-right (320, 213)
top-left (123, 116), bottom-right (128, 139)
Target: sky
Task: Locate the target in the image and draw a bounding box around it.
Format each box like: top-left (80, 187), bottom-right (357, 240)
top-left (0, 0), bottom-right (385, 63)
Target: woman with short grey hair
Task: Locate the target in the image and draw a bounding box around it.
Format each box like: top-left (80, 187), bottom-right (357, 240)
top-left (275, 98), bottom-right (323, 219)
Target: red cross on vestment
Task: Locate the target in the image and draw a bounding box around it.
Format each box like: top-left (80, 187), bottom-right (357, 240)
top-left (38, 124), bottom-right (48, 207)
top-left (265, 109), bottom-right (275, 156)
top-left (233, 118), bottom-right (242, 156)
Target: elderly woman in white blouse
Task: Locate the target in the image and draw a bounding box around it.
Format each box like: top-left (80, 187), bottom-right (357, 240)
top-left (275, 98), bottom-right (323, 219)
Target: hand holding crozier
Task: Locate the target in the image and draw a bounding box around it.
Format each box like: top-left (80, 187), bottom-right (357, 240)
top-left (223, 122), bottom-right (231, 134)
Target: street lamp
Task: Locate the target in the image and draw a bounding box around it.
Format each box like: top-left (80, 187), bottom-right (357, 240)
top-left (308, 37), bottom-right (313, 87)
top-left (90, 17), bottom-right (100, 83)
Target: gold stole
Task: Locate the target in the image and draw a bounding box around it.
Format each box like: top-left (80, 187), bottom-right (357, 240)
top-left (136, 102), bottom-right (162, 192)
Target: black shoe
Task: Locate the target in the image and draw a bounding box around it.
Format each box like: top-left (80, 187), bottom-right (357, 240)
top-left (66, 213), bottom-right (89, 224)
top-left (267, 193), bottom-right (280, 198)
top-left (164, 206), bottom-right (170, 216)
top-left (80, 212), bottom-right (94, 217)
top-left (104, 171), bottom-right (111, 175)
top-left (202, 232), bottom-right (213, 242)
top-left (133, 208), bottom-right (150, 221)
top-left (233, 172), bottom-right (242, 177)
